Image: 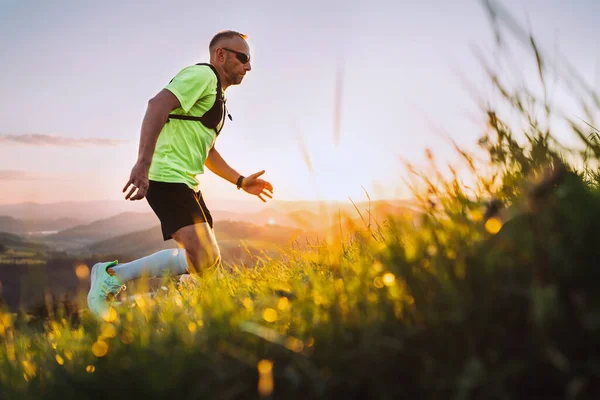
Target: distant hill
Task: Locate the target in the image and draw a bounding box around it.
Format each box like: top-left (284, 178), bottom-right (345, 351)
top-left (0, 216), bottom-right (26, 234)
top-left (0, 231), bottom-right (50, 265)
top-left (22, 217), bottom-right (82, 233)
top-left (269, 198), bottom-right (418, 214)
top-left (0, 198), bottom-right (417, 225)
top-left (43, 210), bottom-right (298, 245)
top-left (276, 201), bottom-right (421, 232)
top-left (85, 225), bottom-right (168, 260)
top-left (46, 212), bottom-right (159, 243)
top-left (222, 208), bottom-right (300, 228)
top-left (0, 216), bottom-right (84, 235)
top-left (217, 202), bottom-right (419, 231)
top-left (209, 208), bottom-right (317, 229)
top-left (85, 220), bottom-right (319, 262)
top-left (0, 199), bottom-right (263, 223)
top-left (215, 220), bottom-right (310, 243)
top-left (0, 231), bottom-right (30, 248)
top-left (0, 198), bottom-right (419, 253)
top-left (0, 200), bottom-right (153, 223)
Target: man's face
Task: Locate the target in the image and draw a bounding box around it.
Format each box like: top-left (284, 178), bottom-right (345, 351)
top-left (221, 37), bottom-right (252, 86)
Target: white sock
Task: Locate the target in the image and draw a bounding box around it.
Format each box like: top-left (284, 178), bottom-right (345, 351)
top-left (111, 249), bottom-right (189, 283)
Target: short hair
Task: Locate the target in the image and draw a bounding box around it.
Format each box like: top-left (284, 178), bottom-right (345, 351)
top-left (209, 30), bottom-right (248, 52)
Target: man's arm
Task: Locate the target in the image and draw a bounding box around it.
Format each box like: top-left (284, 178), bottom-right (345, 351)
top-left (205, 147), bottom-right (274, 202)
top-left (204, 146), bottom-right (243, 186)
top-left (136, 89), bottom-right (181, 167)
top-left (123, 89), bottom-right (181, 200)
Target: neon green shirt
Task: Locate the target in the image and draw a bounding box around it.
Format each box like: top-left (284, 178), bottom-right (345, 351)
top-left (148, 64), bottom-right (225, 191)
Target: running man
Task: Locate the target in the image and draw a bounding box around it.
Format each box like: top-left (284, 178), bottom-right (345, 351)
top-left (87, 30), bottom-right (273, 319)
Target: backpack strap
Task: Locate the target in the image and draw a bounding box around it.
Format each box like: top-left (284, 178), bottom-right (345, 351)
top-left (166, 63), bottom-right (231, 136)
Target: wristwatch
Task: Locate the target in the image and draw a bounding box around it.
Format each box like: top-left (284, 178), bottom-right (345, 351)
top-left (236, 175), bottom-right (245, 190)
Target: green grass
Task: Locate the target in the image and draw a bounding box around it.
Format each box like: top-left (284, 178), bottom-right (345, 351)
top-left (0, 249), bottom-right (46, 265)
top-left (0, 232), bottom-right (48, 265)
top-left (1, 164), bottom-right (600, 398)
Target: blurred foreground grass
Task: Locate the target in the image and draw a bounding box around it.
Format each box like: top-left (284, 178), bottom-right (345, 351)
top-left (2, 3), bottom-right (600, 399)
top-left (2, 155), bottom-right (600, 399)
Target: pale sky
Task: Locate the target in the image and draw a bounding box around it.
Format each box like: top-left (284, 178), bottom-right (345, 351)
top-left (1, 0), bottom-right (599, 207)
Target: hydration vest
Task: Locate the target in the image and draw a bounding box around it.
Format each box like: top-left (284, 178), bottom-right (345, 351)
top-left (166, 63), bottom-right (232, 136)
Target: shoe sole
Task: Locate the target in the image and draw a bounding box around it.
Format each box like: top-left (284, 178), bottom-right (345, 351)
top-left (87, 263), bottom-right (103, 314)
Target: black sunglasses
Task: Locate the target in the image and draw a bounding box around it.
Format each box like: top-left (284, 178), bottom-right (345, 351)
top-left (222, 48), bottom-right (250, 64)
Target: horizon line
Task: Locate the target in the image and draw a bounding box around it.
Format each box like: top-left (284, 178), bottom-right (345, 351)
top-left (0, 196), bottom-right (414, 207)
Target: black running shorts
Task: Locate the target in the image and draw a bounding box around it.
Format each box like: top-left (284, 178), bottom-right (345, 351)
top-left (145, 180), bottom-right (214, 241)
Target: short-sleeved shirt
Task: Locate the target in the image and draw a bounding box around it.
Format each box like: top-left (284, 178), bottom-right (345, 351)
top-left (148, 64), bottom-right (225, 191)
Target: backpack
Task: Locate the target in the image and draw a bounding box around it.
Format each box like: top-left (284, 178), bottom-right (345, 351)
top-left (166, 63), bottom-right (232, 136)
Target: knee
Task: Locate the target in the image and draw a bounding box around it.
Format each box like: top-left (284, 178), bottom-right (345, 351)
top-left (185, 243), bottom-right (221, 273)
top-left (206, 245), bottom-right (221, 268)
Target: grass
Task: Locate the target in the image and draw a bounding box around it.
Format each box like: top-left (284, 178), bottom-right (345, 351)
top-left (0, 249), bottom-right (46, 265)
top-left (2, 158), bottom-right (600, 398)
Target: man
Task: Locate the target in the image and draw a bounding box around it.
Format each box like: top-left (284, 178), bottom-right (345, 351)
top-left (87, 30), bottom-right (273, 319)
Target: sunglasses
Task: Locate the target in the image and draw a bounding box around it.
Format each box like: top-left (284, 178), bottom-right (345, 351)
top-left (222, 48), bottom-right (250, 64)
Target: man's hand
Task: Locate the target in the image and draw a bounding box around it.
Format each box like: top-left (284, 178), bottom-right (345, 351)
top-left (123, 161), bottom-right (150, 200)
top-left (242, 170), bottom-right (273, 202)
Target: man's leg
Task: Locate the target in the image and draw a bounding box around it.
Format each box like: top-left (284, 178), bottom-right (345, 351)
top-left (87, 248), bottom-right (189, 318)
top-left (87, 181), bottom-right (215, 317)
top-left (108, 248), bottom-right (189, 282)
top-left (171, 222), bottom-right (221, 274)
top-left (107, 221), bottom-right (220, 281)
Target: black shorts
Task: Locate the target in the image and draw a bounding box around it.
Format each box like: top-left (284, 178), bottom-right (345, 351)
top-left (146, 180), bottom-right (214, 241)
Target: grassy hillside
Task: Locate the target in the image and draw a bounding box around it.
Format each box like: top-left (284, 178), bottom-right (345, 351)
top-left (0, 232), bottom-right (49, 265)
top-left (2, 160), bottom-right (600, 398)
top-left (0, 232), bottom-right (29, 248)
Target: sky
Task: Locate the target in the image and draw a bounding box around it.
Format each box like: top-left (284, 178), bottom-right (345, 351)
top-left (1, 0), bottom-right (599, 208)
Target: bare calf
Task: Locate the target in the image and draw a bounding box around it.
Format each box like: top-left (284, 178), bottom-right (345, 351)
top-left (172, 222), bottom-right (221, 274)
